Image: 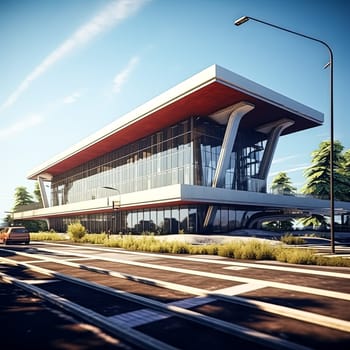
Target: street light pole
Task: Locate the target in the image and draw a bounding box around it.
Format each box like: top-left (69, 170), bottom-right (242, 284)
top-left (102, 186), bottom-right (121, 234)
top-left (102, 186), bottom-right (121, 209)
top-left (234, 16), bottom-right (335, 253)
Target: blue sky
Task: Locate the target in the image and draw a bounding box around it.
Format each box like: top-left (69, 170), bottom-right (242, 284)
top-left (1, 0), bottom-right (349, 219)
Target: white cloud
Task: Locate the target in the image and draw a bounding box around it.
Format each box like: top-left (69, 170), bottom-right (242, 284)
top-left (0, 114), bottom-right (44, 139)
top-left (113, 56), bottom-right (140, 94)
top-left (271, 155), bottom-right (298, 165)
top-left (63, 91), bottom-right (82, 104)
top-left (0, 0), bottom-right (149, 113)
top-left (268, 164), bottom-right (309, 178)
top-left (284, 165), bottom-right (309, 173)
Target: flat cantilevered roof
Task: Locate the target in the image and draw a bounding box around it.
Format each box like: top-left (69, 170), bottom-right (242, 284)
top-left (28, 64), bottom-right (323, 180)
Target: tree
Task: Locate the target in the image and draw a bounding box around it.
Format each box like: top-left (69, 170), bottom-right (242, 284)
top-left (341, 149), bottom-right (350, 171)
top-left (268, 172), bottom-right (296, 231)
top-left (262, 219), bottom-right (294, 231)
top-left (270, 172), bottom-right (296, 195)
top-left (3, 213), bottom-right (13, 226)
top-left (297, 214), bottom-right (328, 231)
top-left (9, 186), bottom-right (47, 231)
top-left (338, 149), bottom-right (350, 202)
top-left (302, 140), bottom-right (350, 201)
top-left (13, 186), bottom-right (34, 210)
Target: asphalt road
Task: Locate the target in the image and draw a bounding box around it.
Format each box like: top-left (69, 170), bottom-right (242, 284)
top-left (1, 242), bottom-right (350, 349)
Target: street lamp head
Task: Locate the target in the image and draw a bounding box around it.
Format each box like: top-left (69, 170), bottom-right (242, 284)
top-left (102, 186), bottom-right (121, 196)
top-left (234, 16), bottom-right (250, 26)
top-left (323, 61), bottom-right (331, 70)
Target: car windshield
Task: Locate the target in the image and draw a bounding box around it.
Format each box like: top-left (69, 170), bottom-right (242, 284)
top-left (12, 228), bottom-right (28, 233)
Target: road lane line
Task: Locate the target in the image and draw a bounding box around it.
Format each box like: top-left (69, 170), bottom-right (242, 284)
top-left (2, 248), bottom-right (350, 333)
top-left (40, 241), bottom-right (350, 279)
top-left (34, 247), bottom-right (350, 301)
top-left (0, 270), bottom-right (177, 350)
top-left (0, 256), bottom-right (312, 350)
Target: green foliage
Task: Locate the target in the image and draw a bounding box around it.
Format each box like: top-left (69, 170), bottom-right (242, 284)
top-left (312, 255), bottom-right (350, 267)
top-left (297, 215), bottom-right (328, 231)
top-left (271, 172), bottom-right (296, 195)
top-left (67, 222), bottom-right (87, 242)
top-left (274, 246), bottom-right (316, 265)
top-left (341, 149), bottom-right (350, 175)
top-left (3, 213), bottom-right (13, 226)
top-left (80, 233), bottom-right (108, 244)
top-left (23, 220), bottom-right (48, 232)
top-left (30, 231), bottom-right (65, 241)
top-left (31, 232), bottom-right (350, 267)
top-left (217, 240), bottom-right (275, 260)
top-left (262, 220), bottom-right (294, 231)
top-left (280, 233), bottom-right (305, 245)
top-left (302, 140), bottom-right (350, 201)
top-left (13, 186), bottom-right (34, 209)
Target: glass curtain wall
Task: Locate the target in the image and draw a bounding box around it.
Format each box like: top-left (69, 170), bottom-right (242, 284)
top-left (51, 119), bottom-right (194, 205)
top-left (194, 117), bottom-right (265, 190)
top-left (48, 205), bottom-right (265, 234)
top-left (51, 116), bottom-right (267, 206)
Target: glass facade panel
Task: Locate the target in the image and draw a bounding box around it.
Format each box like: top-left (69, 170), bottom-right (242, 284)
top-left (51, 116), bottom-right (268, 207)
top-left (47, 114), bottom-right (276, 235)
top-left (194, 117), bottom-right (266, 191)
top-left (48, 205), bottom-right (271, 234)
top-left (51, 119), bottom-right (194, 205)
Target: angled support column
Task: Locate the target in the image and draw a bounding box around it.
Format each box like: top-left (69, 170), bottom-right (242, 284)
top-left (203, 101), bottom-right (255, 231)
top-left (37, 176), bottom-right (49, 208)
top-left (212, 102), bottom-right (255, 188)
top-left (257, 118), bottom-right (295, 180)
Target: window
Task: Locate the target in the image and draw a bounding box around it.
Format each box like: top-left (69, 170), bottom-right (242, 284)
top-left (51, 118), bottom-right (196, 205)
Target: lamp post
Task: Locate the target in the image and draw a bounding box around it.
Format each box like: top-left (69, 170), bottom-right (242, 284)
top-left (102, 186), bottom-right (121, 234)
top-left (234, 16), bottom-right (335, 253)
top-left (102, 186), bottom-right (121, 209)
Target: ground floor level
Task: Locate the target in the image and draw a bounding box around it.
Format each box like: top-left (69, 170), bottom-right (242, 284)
top-left (48, 204), bottom-right (283, 234)
top-left (45, 204), bottom-right (350, 234)
top-left (13, 185), bottom-right (350, 235)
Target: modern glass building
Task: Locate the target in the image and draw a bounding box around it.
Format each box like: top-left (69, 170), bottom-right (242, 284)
top-left (14, 65), bottom-right (350, 233)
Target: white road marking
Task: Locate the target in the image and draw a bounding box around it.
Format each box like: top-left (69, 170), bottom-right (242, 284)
top-left (40, 241), bottom-right (350, 279)
top-left (22, 279), bottom-right (58, 284)
top-left (2, 248), bottom-right (350, 334)
top-left (214, 282), bottom-right (267, 296)
top-left (35, 247), bottom-right (350, 301)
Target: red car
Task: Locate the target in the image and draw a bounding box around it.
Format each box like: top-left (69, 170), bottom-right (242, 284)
top-left (0, 226), bottom-right (30, 245)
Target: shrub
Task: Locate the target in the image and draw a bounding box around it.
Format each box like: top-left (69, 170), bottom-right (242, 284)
top-left (314, 256), bottom-right (350, 267)
top-left (191, 244), bottom-right (219, 255)
top-left (280, 233), bottom-right (305, 245)
top-left (216, 240), bottom-right (275, 260)
top-left (31, 230), bottom-right (350, 267)
top-left (80, 233), bottom-right (108, 244)
top-left (169, 241), bottom-right (190, 254)
top-left (217, 243), bottom-right (236, 258)
top-left (30, 231), bottom-right (65, 241)
top-left (67, 222), bottom-right (87, 242)
top-left (274, 246), bottom-right (316, 264)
